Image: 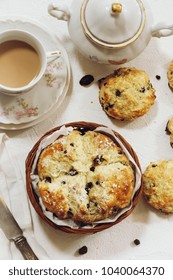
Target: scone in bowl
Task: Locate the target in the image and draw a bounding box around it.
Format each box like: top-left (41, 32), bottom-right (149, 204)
top-left (26, 121), bottom-right (142, 234)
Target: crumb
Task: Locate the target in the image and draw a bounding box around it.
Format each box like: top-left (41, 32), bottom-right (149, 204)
top-left (134, 239), bottom-right (140, 246)
top-left (79, 75), bottom-right (94, 86)
top-left (78, 245), bottom-right (88, 255)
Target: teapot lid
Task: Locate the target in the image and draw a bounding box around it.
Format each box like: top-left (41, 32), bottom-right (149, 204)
top-left (80, 0), bottom-right (146, 48)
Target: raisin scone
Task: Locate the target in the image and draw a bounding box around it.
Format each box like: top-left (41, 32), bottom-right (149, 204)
top-left (165, 117), bottom-right (173, 148)
top-left (37, 129), bottom-right (135, 223)
top-left (98, 67), bottom-right (156, 121)
top-left (167, 60), bottom-right (173, 89)
top-left (143, 160), bottom-right (173, 214)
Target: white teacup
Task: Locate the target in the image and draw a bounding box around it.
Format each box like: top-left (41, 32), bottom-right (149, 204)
top-left (0, 30), bottom-right (61, 96)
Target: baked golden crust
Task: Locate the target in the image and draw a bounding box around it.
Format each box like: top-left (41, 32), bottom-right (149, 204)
top-left (167, 61), bottom-right (173, 89)
top-left (143, 160), bottom-right (173, 214)
top-left (99, 67), bottom-right (156, 121)
top-left (165, 117), bottom-right (173, 148)
top-left (37, 129), bottom-right (135, 223)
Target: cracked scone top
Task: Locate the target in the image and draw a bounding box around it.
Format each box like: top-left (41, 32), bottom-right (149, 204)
top-left (37, 129), bottom-right (135, 223)
top-left (99, 67), bottom-right (156, 121)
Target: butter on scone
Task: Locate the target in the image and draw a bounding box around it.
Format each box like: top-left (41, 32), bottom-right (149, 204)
top-left (37, 129), bottom-right (135, 223)
top-left (98, 67), bottom-right (156, 121)
top-left (143, 160), bottom-right (173, 214)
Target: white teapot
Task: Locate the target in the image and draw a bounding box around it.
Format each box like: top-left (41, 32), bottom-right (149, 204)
top-left (48, 0), bottom-right (173, 65)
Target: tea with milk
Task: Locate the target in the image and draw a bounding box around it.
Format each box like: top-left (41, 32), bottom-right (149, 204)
top-left (0, 40), bottom-right (41, 88)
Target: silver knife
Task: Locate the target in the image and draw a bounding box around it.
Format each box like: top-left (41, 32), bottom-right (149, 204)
top-left (0, 196), bottom-right (38, 260)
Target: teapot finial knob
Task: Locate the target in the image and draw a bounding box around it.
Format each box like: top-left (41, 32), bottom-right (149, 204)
top-left (112, 3), bottom-right (122, 14)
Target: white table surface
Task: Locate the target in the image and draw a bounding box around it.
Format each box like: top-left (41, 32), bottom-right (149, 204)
top-left (1, 0), bottom-right (173, 260)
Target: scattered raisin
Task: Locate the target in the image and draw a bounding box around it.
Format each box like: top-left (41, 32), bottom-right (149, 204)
top-left (165, 123), bottom-right (170, 135)
top-left (93, 155), bottom-right (105, 166)
top-left (115, 89), bottom-right (121, 96)
top-left (156, 75), bottom-right (161, 80)
top-left (62, 181), bottom-right (66, 184)
top-left (68, 208), bottom-right (73, 217)
top-left (79, 74), bottom-right (94, 86)
top-left (90, 166), bottom-right (95, 172)
top-left (134, 239), bottom-right (140, 246)
top-left (105, 103), bottom-right (114, 111)
top-left (68, 168), bottom-right (78, 176)
top-left (70, 143), bottom-right (74, 147)
top-left (78, 246), bottom-right (88, 255)
top-left (152, 164), bottom-right (157, 168)
top-left (77, 127), bottom-right (90, 136)
top-left (140, 87), bottom-right (145, 93)
top-left (45, 177), bottom-right (51, 183)
top-left (85, 182), bottom-right (93, 194)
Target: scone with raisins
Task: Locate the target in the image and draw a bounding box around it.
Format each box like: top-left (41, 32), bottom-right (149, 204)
top-left (98, 67), bottom-right (156, 121)
top-left (37, 129), bottom-right (135, 223)
top-left (165, 117), bottom-right (173, 148)
top-left (143, 160), bottom-right (173, 214)
top-left (167, 61), bottom-right (173, 89)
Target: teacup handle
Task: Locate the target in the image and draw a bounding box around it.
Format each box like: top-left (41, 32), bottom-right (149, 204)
top-left (48, 4), bottom-right (70, 21)
top-left (152, 22), bottom-right (173, 38)
top-left (46, 50), bottom-right (61, 62)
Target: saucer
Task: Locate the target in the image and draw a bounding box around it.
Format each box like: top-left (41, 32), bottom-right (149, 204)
top-left (0, 17), bottom-right (71, 129)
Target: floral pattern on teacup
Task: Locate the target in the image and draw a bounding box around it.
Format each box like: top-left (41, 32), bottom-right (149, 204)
top-left (44, 61), bottom-right (63, 87)
top-left (1, 98), bottom-right (39, 120)
top-left (0, 58), bottom-right (66, 124)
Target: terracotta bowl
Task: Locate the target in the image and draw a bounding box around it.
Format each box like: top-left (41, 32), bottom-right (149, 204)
top-left (26, 121), bottom-right (142, 234)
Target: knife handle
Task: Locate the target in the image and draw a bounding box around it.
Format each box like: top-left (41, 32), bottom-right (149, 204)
top-left (14, 236), bottom-right (38, 260)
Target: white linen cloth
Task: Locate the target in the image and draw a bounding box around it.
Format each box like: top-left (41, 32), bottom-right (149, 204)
top-left (0, 133), bottom-right (48, 259)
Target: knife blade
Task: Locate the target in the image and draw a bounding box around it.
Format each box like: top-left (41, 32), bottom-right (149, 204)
top-left (0, 195), bottom-right (38, 260)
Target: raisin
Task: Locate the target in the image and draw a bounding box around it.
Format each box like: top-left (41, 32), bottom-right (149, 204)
top-left (105, 103), bottom-right (114, 111)
top-left (77, 127), bottom-right (90, 136)
top-left (45, 177), bottom-right (51, 183)
top-left (134, 239), bottom-right (140, 246)
top-left (156, 75), bottom-right (161, 80)
top-left (68, 168), bottom-right (78, 176)
top-left (70, 143), bottom-right (74, 147)
top-left (79, 74), bottom-right (94, 86)
top-left (140, 87), bottom-right (145, 93)
top-left (115, 89), bottom-right (121, 96)
top-left (165, 123), bottom-right (170, 135)
top-left (152, 164), bottom-right (157, 168)
top-left (62, 181), bottom-right (66, 184)
top-left (68, 208), bottom-right (73, 217)
top-left (90, 166), bottom-right (95, 172)
top-left (93, 155), bottom-right (105, 166)
top-left (78, 246), bottom-right (88, 255)
top-left (118, 150), bottom-right (123, 155)
top-left (85, 182), bottom-right (93, 194)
